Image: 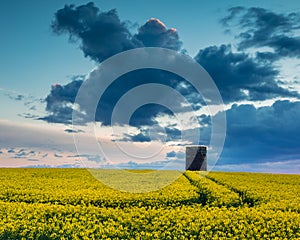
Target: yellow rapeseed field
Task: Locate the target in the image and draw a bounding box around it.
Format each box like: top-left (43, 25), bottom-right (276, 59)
top-left (0, 169), bottom-right (299, 239)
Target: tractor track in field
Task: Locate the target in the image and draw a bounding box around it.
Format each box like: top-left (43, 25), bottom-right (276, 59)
top-left (204, 175), bottom-right (261, 207)
top-left (183, 172), bottom-right (260, 207)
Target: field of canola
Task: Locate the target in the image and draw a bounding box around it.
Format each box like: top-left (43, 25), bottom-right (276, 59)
top-left (0, 168), bottom-right (299, 239)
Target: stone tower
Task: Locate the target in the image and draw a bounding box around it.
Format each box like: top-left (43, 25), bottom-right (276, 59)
top-left (186, 146), bottom-right (207, 171)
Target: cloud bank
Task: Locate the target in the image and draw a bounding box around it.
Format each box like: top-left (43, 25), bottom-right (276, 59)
top-left (31, 3), bottom-right (300, 170)
top-left (42, 3), bottom-right (300, 128)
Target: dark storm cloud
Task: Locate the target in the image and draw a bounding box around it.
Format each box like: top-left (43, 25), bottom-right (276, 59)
top-left (94, 69), bottom-right (201, 127)
top-left (42, 2), bottom-right (188, 125)
top-left (42, 0), bottom-right (300, 152)
top-left (165, 127), bottom-right (181, 141)
top-left (119, 123), bottom-right (210, 145)
top-left (218, 100), bottom-right (300, 164)
top-left (39, 80), bottom-right (83, 124)
top-left (120, 130), bottom-right (154, 143)
top-left (127, 104), bottom-right (170, 127)
top-left (45, 81), bottom-right (82, 109)
top-left (168, 100), bottom-right (300, 165)
top-left (42, 69), bottom-right (203, 126)
top-left (195, 44), bottom-right (299, 103)
top-left (222, 7), bottom-right (300, 59)
top-left (221, 6), bottom-right (245, 26)
top-left (255, 52), bottom-right (279, 63)
top-left (125, 132), bottom-right (151, 143)
top-left (52, 3), bottom-right (182, 63)
top-left (52, 2), bottom-right (140, 62)
top-left (134, 18), bottom-right (182, 51)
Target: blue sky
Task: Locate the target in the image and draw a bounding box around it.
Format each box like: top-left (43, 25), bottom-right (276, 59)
top-left (1, 1), bottom-right (300, 173)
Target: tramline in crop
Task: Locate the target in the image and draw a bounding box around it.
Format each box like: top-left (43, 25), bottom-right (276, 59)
top-left (0, 168), bottom-right (299, 239)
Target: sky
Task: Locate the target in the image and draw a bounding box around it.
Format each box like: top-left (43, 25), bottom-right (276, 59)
top-left (1, 0), bottom-right (300, 173)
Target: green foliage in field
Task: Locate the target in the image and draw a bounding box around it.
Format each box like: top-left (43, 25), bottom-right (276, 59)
top-left (0, 169), bottom-right (299, 239)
